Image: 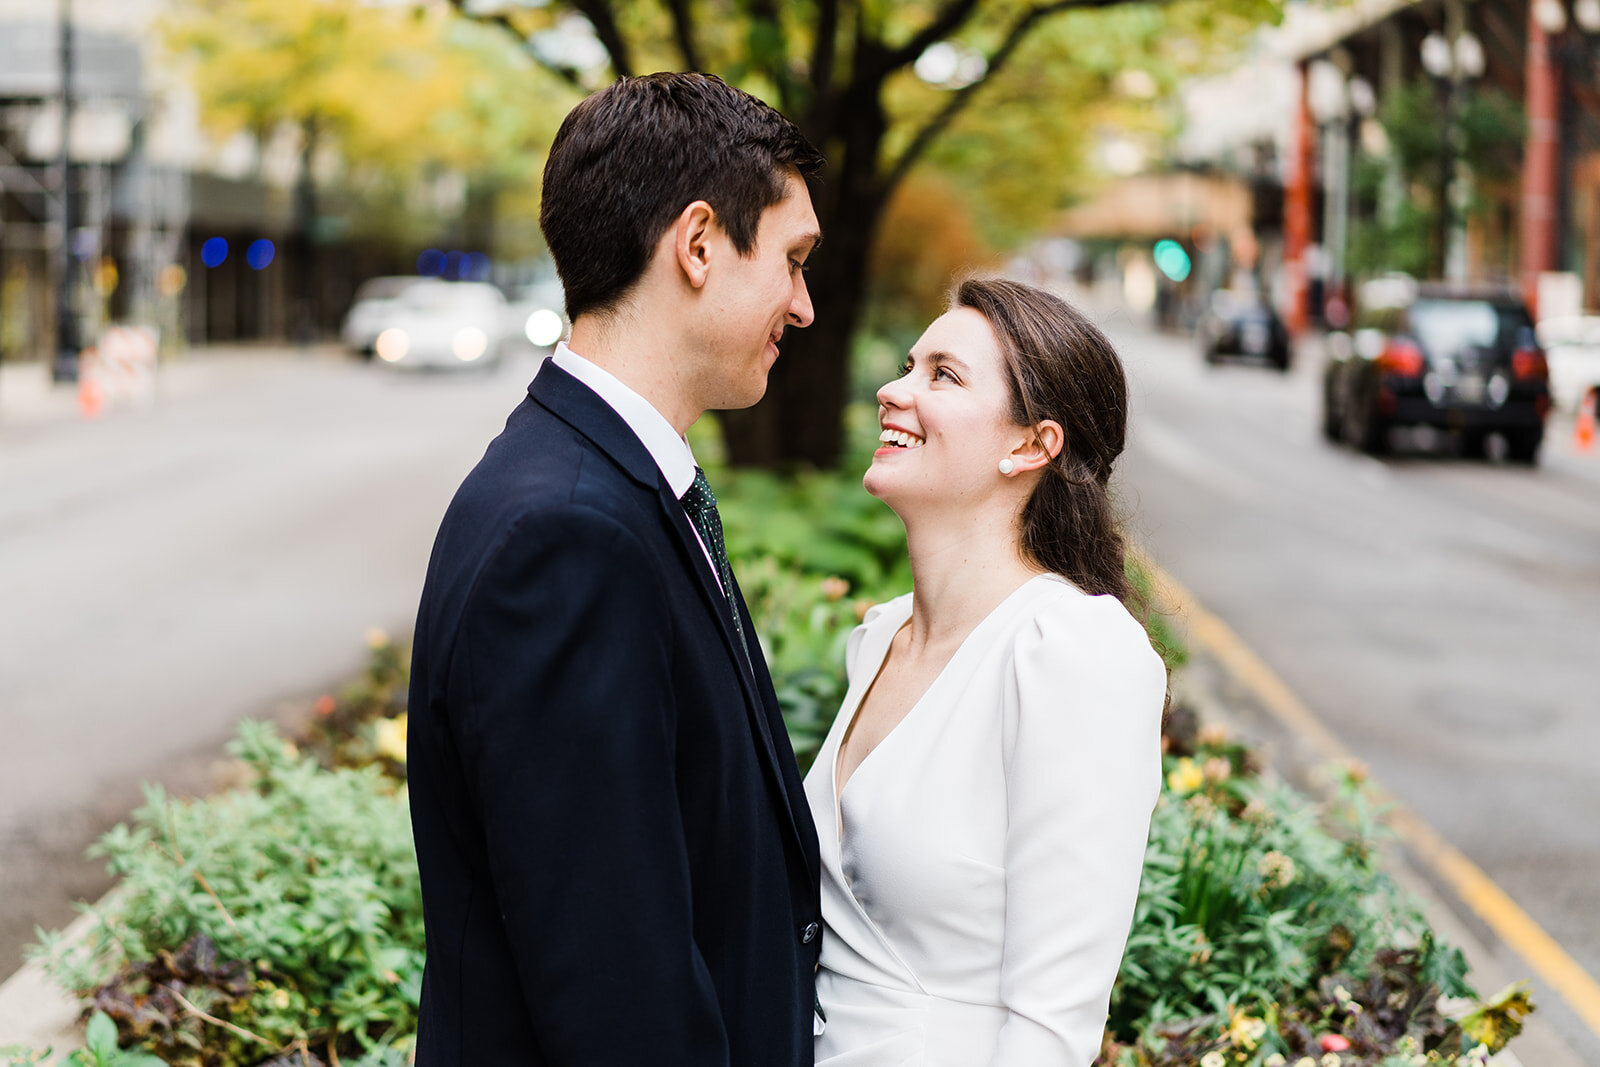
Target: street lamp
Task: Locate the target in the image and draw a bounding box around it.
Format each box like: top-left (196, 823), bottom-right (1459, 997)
top-left (1419, 28), bottom-right (1484, 282)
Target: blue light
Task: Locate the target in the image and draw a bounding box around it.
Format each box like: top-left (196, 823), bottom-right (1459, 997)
top-left (201, 237), bottom-right (229, 269)
top-left (465, 252), bottom-right (491, 281)
top-left (1153, 239), bottom-right (1191, 282)
top-left (444, 251), bottom-right (464, 280)
top-left (416, 248), bottom-right (445, 276)
top-left (246, 239), bottom-right (275, 270)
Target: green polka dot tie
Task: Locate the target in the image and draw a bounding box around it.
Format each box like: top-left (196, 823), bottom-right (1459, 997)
top-left (681, 467), bottom-right (750, 664)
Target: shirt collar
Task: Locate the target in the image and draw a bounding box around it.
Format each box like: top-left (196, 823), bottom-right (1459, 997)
top-left (550, 341), bottom-right (699, 499)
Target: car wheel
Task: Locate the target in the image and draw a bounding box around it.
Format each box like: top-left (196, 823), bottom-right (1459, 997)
top-left (1343, 398), bottom-right (1390, 455)
top-left (1320, 397), bottom-right (1341, 442)
top-left (1272, 347), bottom-right (1291, 373)
top-left (1506, 427), bottom-right (1542, 465)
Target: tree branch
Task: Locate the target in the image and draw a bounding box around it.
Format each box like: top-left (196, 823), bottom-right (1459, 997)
top-left (882, 0), bottom-right (1125, 194)
top-left (444, 1), bottom-right (587, 89)
top-left (808, 0), bottom-right (840, 99)
top-left (884, 0), bottom-right (985, 73)
top-left (571, 0), bottom-right (635, 77)
top-left (663, 0), bottom-right (701, 70)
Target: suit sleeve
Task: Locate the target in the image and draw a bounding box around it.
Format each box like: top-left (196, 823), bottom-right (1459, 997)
top-left (449, 504), bottom-right (728, 1065)
top-left (988, 593), bottom-right (1167, 1066)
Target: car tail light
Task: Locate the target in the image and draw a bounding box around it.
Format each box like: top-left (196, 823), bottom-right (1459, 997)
top-left (1512, 347), bottom-right (1549, 381)
top-left (1536, 394), bottom-right (1551, 420)
top-left (1377, 339), bottom-right (1424, 377)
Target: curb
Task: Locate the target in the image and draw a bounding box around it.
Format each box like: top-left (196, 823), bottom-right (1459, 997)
top-left (0, 910), bottom-right (91, 1054)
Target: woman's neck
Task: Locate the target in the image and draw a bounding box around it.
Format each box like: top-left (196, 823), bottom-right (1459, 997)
top-left (900, 508), bottom-right (1040, 656)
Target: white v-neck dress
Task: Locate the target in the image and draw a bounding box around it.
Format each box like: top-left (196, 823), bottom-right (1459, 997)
top-left (803, 575), bottom-right (1166, 1066)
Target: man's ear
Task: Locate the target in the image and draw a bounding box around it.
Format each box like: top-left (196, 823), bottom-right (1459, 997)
top-left (1007, 419), bottom-right (1065, 474)
top-left (674, 200), bottom-right (717, 289)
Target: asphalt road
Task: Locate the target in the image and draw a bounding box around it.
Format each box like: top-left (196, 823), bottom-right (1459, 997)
top-left (0, 345), bottom-right (543, 975)
top-left (1107, 308), bottom-right (1600, 1063)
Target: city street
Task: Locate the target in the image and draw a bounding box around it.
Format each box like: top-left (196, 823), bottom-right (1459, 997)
top-left (0, 346), bottom-right (544, 974)
top-left (1109, 311), bottom-right (1600, 1063)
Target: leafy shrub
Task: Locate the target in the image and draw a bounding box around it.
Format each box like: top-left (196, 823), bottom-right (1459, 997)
top-left (34, 723), bottom-right (421, 1066)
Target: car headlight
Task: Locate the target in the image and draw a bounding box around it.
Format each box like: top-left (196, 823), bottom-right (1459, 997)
top-left (524, 308), bottom-right (564, 347)
top-left (453, 326), bottom-right (489, 362)
top-left (375, 328), bottom-right (409, 362)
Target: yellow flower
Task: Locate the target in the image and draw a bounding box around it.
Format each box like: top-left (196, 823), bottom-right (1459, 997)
top-left (1294, 1059), bottom-right (1316, 1067)
top-left (270, 988), bottom-right (290, 1010)
top-left (1321, 1054), bottom-right (1341, 1067)
top-left (375, 713), bottom-right (408, 763)
top-left (1203, 756), bottom-right (1233, 784)
top-left (1227, 1008), bottom-right (1268, 1050)
top-left (1197, 724), bottom-right (1229, 747)
top-left (365, 626), bottom-right (391, 649)
top-left (1167, 757), bottom-right (1204, 794)
top-left (1264, 1056), bottom-right (1287, 1067)
top-left (1200, 1051), bottom-right (1226, 1067)
top-left (820, 576), bottom-right (851, 601)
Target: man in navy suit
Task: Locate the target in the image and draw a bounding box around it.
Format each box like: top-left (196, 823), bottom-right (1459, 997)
top-left (406, 73), bottom-right (825, 1065)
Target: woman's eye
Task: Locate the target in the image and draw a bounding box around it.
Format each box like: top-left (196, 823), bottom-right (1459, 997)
top-left (898, 360), bottom-right (913, 378)
top-left (933, 366), bottom-right (956, 383)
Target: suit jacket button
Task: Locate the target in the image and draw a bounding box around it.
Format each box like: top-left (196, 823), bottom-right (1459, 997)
top-left (801, 922), bottom-right (819, 944)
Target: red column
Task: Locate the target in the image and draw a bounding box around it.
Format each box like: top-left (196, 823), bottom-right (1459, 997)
top-left (1284, 62), bottom-right (1314, 335)
top-left (1521, 12), bottom-right (1560, 314)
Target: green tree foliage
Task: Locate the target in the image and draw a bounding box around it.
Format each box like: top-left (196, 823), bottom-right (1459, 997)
top-left (163, 0), bottom-right (575, 252)
top-left (1348, 77), bottom-right (1525, 281)
top-left (453, 0), bottom-right (1281, 468)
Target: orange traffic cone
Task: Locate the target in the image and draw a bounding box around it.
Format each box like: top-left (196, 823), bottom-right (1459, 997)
top-left (77, 347), bottom-right (103, 419)
top-left (1577, 388), bottom-right (1597, 453)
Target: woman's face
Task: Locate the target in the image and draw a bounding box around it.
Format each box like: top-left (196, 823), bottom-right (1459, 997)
top-left (864, 307), bottom-right (1029, 512)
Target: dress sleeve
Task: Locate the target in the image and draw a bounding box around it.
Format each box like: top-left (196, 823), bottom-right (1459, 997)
top-left (988, 591), bottom-right (1167, 1066)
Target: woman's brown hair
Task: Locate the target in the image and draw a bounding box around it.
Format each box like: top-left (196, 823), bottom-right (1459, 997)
top-left (952, 277), bottom-right (1134, 605)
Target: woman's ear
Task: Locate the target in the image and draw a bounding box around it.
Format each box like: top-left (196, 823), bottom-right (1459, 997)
top-left (1006, 419), bottom-right (1065, 474)
top-left (674, 200), bottom-right (717, 289)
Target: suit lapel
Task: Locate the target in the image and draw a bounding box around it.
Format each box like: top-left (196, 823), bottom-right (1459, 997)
top-left (656, 486), bottom-right (811, 866)
top-left (530, 362), bottom-right (812, 872)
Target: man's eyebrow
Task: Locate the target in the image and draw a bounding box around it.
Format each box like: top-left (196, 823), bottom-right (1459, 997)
top-left (793, 230), bottom-right (823, 255)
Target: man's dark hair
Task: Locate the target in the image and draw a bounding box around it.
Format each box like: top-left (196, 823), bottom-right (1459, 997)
top-left (540, 72), bottom-right (825, 321)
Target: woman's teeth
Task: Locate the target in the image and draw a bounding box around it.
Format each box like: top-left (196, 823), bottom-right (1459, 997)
top-left (879, 429), bottom-right (925, 449)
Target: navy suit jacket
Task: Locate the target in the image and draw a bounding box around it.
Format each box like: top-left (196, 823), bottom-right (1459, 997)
top-left (407, 361), bottom-right (822, 1065)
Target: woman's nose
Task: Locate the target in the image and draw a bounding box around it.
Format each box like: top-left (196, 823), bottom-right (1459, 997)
top-left (877, 375), bottom-right (911, 409)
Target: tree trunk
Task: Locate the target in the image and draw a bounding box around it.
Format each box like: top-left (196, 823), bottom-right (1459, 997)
top-left (721, 77), bottom-right (889, 469)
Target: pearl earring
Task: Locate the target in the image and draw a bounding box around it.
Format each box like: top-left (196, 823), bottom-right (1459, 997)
top-left (998, 458), bottom-right (1015, 475)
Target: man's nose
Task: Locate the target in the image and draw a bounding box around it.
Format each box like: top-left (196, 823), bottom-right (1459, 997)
top-left (787, 274), bottom-right (815, 328)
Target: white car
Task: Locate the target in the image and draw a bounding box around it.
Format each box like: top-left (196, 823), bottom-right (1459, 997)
top-left (367, 281), bottom-right (513, 370)
top-left (505, 274), bottom-right (568, 353)
top-left (340, 276), bottom-right (424, 356)
top-left (1536, 314), bottom-right (1600, 411)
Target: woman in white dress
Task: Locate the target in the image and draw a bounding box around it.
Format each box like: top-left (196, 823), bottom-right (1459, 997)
top-left (805, 278), bottom-right (1167, 1066)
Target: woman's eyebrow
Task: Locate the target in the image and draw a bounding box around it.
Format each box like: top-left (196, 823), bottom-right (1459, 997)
top-left (925, 350), bottom-right (970, 373)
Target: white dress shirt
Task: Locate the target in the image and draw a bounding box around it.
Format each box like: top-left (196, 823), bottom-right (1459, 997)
top-left (805, 575), bottom-right (1166, 1066)
top-left (551, 342), bottom-right (722, 591)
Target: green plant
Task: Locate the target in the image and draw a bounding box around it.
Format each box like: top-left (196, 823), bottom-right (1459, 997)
top-left (35, 723), bottom-right (421, 1066)
top-left (0, 1012), bottom-right (166, 1067)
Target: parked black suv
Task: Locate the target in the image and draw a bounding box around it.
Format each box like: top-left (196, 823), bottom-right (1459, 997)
top-left (1322, 281), bottom-right (1552, 463)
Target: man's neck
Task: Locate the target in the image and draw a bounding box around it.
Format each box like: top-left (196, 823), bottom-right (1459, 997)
top-left (567, 317), bottom-right (701, 436)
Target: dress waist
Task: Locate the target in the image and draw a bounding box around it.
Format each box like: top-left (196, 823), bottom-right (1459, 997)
top-left (814, 968), bottom-right (1009, 1066)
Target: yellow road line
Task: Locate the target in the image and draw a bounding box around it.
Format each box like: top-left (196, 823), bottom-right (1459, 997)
top-left (1142, 556), bottom-right (1600, 1042)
